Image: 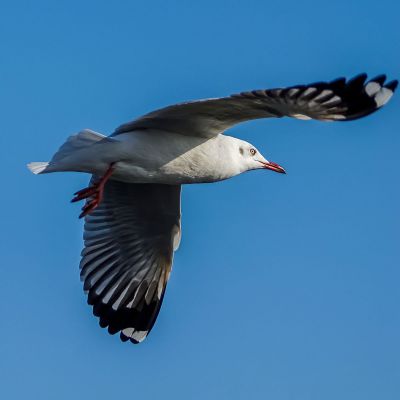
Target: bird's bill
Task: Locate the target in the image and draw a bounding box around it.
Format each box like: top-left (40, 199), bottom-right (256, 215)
top-left (259, 160), bottom-right (286, 174)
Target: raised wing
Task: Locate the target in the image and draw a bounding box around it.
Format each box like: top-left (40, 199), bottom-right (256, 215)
top-left (114, 74), bottom-right (397, 138)
top-left (80, 179), bottom-right (181, 344)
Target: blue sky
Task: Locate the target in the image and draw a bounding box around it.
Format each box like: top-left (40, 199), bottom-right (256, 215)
top-left (1, 1), bottom-right (399, 399)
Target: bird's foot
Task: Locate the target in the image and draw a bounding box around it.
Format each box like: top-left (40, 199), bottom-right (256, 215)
top-left (71, 163), bottom-right (116, 218)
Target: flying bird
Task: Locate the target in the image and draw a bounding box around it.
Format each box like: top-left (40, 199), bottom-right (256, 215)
top-left (28, 73), bottom-right (397, 344)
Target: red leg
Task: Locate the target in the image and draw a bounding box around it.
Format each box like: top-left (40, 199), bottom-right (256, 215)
top-left (71, 163), bottom-right (116, 218)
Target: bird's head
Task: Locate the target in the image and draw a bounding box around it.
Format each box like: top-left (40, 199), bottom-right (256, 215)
top-left (236, 140), bottom-right (286, 174)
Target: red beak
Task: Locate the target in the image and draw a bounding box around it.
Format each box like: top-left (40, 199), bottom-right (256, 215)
top-left (260, 161), bottom-right (286, 174)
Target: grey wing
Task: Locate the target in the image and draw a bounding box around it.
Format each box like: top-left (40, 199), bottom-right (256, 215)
top-left (114, 74), bottom-right (398, 138)
top-left (80, 179), bottom-right (181, 344)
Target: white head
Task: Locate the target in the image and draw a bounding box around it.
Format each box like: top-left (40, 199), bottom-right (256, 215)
top-left (229, 137), bottom-right (286, 175)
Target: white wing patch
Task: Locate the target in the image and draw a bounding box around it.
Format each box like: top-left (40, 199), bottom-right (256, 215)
top-left (365, 81), bottom-right (381, 96)
top-left (374, 87), bottom-right (394, 107)
top-left (290, 114), bottom-right (312, 120)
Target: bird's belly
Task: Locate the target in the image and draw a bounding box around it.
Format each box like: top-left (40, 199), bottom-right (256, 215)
top-left (111, 160), bottom-right (222, 184)
top-left (105, 130), bottom-right (235, 184)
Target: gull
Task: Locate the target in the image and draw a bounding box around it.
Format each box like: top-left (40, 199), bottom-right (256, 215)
top-left (28, 73), bottom-right (397, 344)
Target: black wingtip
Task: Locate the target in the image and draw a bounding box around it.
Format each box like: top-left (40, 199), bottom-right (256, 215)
top-left (370, 74), bottom-right (387, 85)
top-left (313, 73), bottom-right (397, 121)
top-left (385, 80), bottom-right (398, 91)
top-left (120, 332), bottom-right (130, 342)
top-left (347, 73), bottom-right (368, 87)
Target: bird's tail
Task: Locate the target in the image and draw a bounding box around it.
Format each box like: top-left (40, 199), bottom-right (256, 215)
top-left (27, 162), bottom-right (50, 174)
top-left (27, 129), bottom-right (107, 174)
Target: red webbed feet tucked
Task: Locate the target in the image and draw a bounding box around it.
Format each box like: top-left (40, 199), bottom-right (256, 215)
top-left (71, 163), bottom-right (116, 218)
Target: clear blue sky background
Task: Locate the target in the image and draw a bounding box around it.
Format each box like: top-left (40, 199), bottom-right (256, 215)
top-left (1, 1), bottom-right (399, 399)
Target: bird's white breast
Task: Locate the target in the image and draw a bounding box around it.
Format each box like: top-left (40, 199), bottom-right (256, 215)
top-left (109, 130), bottom-right (242, 184)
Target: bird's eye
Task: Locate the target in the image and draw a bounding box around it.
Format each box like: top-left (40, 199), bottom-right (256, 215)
top-left (249, 148), bottom-right (257, 156)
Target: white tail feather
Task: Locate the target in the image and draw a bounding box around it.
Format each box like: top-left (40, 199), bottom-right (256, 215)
top-left (50, 129), bottom-right (106, 163)
top-left (27, 129), bottom-right (108, 175)
top-left (27, 162), bottom-right (49, 174)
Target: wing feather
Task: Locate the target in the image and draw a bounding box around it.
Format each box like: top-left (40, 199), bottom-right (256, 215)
top-left (113, 74), bottom-right (397, 138)
top-left (80, 179), bottom-right (181, 344)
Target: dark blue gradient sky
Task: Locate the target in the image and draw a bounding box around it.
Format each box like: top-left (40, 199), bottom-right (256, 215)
top-left (1, 1), bottom-right (399, 399)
